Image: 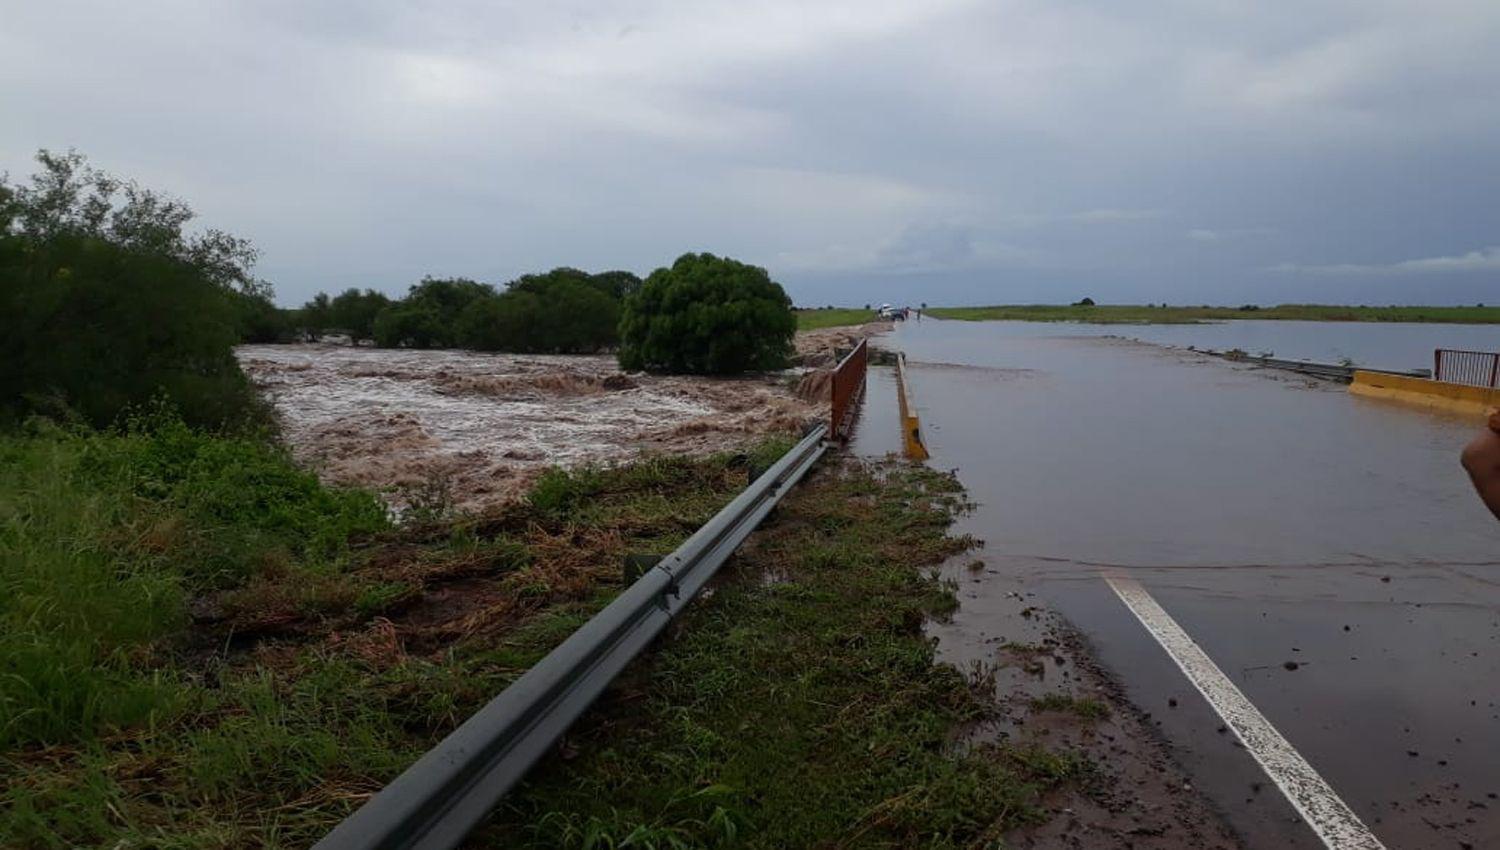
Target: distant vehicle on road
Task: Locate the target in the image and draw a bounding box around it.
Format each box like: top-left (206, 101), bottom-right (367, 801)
top-left (877, 304), bottom-right (910, 321)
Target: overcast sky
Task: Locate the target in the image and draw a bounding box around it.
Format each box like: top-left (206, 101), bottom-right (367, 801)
top-left (4, 1), bottom-right (1499, 307)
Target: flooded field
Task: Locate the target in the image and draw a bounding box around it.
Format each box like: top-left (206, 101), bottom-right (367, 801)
top-left (882, 319), bottom-right (1500, 849)
top-left (237, 345), bottom-right (819, 510)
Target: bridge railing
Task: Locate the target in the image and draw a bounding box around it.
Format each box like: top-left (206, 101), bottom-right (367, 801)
top-left (1434, 348), bottom-right (1500, 388)
top-left (830, 339), bottom-right (868, 440)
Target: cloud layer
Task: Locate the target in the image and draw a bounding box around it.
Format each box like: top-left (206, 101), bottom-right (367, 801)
top-left (3, 0), bottom-right (1498, 305)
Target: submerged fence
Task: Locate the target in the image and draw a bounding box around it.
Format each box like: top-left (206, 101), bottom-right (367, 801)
top-left (1434, 349), bottom-right (1500, 388)
top-left (830, 339), bottom-right (868, 440)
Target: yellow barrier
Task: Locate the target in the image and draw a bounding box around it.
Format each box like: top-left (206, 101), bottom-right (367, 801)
top-left (894, 353), bottom-right (930, 460)
top-left (1348, 370), bottom-right (1500, 416)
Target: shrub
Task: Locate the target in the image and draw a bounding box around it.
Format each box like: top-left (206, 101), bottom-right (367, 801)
top-left (0, 150), bottom-right (269, 429)
top-left (618, 253), bottom-right (795, 374)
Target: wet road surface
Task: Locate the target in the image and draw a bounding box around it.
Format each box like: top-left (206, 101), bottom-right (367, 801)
top-left (863, 320), bottom-right (1500, 849)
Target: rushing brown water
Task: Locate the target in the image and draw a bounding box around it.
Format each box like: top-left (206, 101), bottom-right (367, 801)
top-left (237, 344), bottom-right (816, 510)
top-left (875, 319), bottom-right (1500, 849)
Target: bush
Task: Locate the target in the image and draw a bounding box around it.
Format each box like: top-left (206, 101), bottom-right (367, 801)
top-left (618, 253), bottom-right (795, 374)
top-left (0, 150), bottom-right (269, 429)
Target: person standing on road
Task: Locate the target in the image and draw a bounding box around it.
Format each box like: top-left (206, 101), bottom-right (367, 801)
top-left (1461, 408), bottom-right (1500, 521)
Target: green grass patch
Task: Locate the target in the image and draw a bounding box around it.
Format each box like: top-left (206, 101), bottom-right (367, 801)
top-left (1030, 694), bottom-right (1110, 720)
top-left (479, 463), bottom-right (1078, 848)
top-left (926, 303), bottom-right (1500, 325)
top-left (795, 307), bottom-right (877, 330)
top-left (0, 416), bottom-right (777, 848)
top-left (2, 418), bottom-right (1090, 848)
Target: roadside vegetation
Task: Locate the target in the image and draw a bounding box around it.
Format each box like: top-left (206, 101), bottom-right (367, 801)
top-left (927, 303), bottom-right (1500, 324)
top-left (795, 306), bottom-right (877, 330)
top-left (3, 150), bottom-right (1106, 847)
top-left (1, 151), bottom-right (272, 429)
top-left (1, 422), bottom-right (1098, 848)
top-left (479, 460), bottom-right (1090, 848)
top-left (0, 415), bottom-right (795, 848)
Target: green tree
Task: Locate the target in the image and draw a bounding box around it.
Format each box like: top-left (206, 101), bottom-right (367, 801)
top-left (328, 288), bottom-right (391, 342)
top-left (0, 150), bottom-right (267, 428)
top-left (300, 292), bottom-right (332, 340)
top-left (372, 303), bottom-right (444, 348)
top-left (232, 291), bottom-right (295, 343)
top-left (618, 253), bottom-right (795, 374)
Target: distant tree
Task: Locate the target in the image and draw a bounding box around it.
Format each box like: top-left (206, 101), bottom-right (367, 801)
top-left (372, 302), bottom-right (444, 348)
top-left (300, 292), bottom-right (332, 340)
top-left (458, 280), bottom-right (619, 354)
top-left (370, 277), bottom-right (492, 348)
top-left (1073, 297), bottom-right (1096, 307)
top-left (329, 288), bottom-right (391, 342)
top-left (232, 292), bottom-right (295, 343)
top-left (618, 253), bottom-right (795, 374)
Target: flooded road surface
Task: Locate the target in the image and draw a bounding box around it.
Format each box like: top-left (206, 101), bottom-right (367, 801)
top-left (883, 320), bottom-right (1500, 849)
top-left (1009, 319), bottom-right (1499, 374)
top-left (237, 345), bottom-right (815, 510)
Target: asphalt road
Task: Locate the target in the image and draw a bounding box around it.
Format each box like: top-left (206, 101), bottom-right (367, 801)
top-left (861, 319), bottom-right (1500, 849)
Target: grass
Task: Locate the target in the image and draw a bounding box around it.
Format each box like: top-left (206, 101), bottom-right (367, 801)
top-left (795, 307), bottom-right (877, 330)
top-left (927, 303), bottom-right (1500, 325)
top-left (479, 462), bottom-right (1087, 848)
top-left (1030, 694), bottom-right (1110, 720)
top-left (2, 415), bottom-right (1097, 848)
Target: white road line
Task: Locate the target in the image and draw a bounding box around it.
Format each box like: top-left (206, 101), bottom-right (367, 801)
top-left (1103, 573), bottom-right (1386, 850)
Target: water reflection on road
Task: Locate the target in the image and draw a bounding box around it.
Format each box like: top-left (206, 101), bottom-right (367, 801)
top-left (886, 319), bottom-right (1500, 849)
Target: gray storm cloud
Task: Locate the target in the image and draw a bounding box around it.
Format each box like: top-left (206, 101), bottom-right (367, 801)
top-left (3, 0), bottom-right (1498, 306)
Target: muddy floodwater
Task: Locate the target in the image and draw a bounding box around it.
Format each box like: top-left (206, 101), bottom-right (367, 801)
top-left (237, 345), bottom-right (816, 510)
top-left (877, 319), bottom-right (1500, 849)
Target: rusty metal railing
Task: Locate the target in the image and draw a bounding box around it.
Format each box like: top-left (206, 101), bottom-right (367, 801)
top-left (830, 339), bottom-right (868, 440)
top-left (1434, 348), bottom-right (1500, 388)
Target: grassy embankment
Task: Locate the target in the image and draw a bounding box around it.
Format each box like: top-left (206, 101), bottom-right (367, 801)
top-left (795, 307), bottom-right (877, 330)
top-left (928, 304), bottom-right (1500, 324)
top-left (2, 414), bottom-right (1089, 848)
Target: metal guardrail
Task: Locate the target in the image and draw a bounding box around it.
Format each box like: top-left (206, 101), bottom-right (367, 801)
top-left (1434, 348), bottom-right (1500, 388)
top-left (830, 339), bottom-right (868, 440)
top-left (315, 424), bottom-right (830, 850)
top-left (1199, 349), bottom-right (1429, 383)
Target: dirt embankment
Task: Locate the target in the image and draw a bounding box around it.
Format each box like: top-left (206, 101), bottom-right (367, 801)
top-left (237, 345), bottom-right (819, 512)
top-left (790, 320), bottom-right (893, 405)
top-left (793, 320), bottom-right (891, 368)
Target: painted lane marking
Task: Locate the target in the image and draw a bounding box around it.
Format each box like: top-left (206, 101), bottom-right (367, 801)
top-left (1103, 573), bottom-right (1386, 850)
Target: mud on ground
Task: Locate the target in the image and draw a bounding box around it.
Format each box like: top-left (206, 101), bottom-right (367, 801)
top-left (934, 554), bottom-right (1244, 849)
top-left (236, 345), bottom-right (820, 511)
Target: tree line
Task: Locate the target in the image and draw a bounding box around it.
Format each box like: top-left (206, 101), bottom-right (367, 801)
top-left (280, 267), bottom-right (642, 354)
top-left (2, 150), bottom-right (798, 430)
